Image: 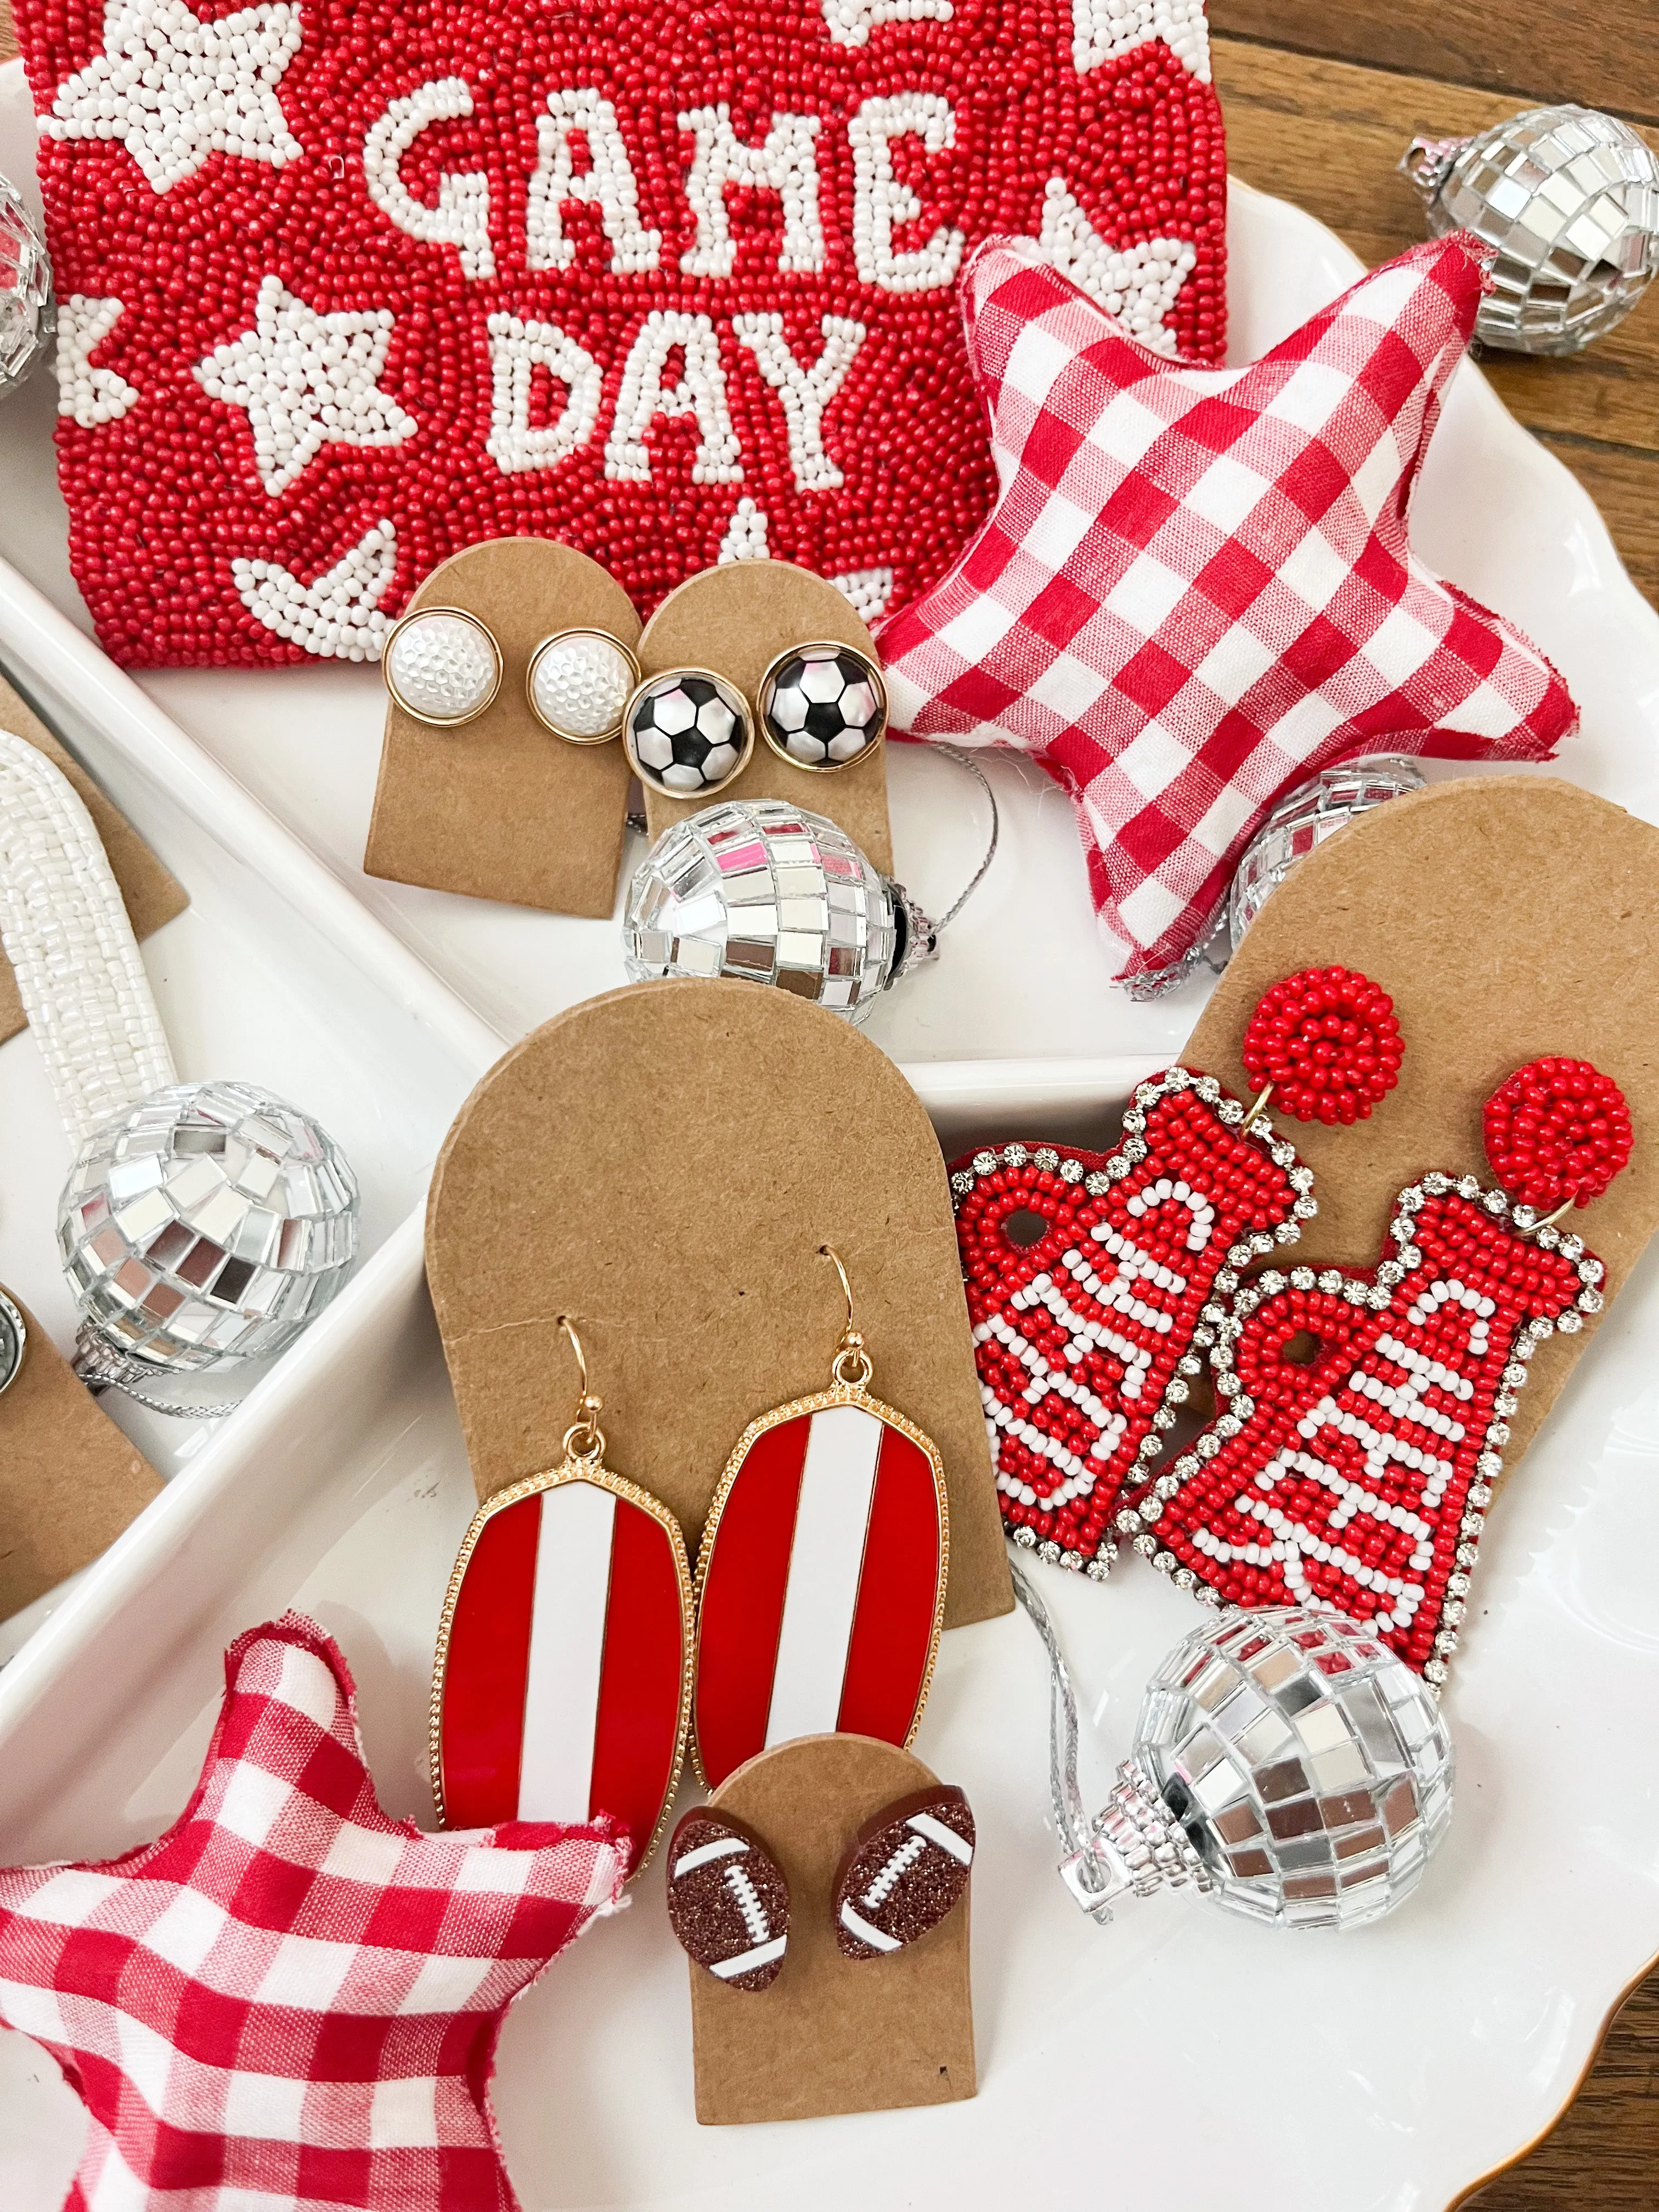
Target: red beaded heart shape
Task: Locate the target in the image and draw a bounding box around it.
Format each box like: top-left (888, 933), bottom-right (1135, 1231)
top-left (950, 1067), bottom-right (1311, 1574)
top-left (1125, 1177), bottom-right (1607, 1683)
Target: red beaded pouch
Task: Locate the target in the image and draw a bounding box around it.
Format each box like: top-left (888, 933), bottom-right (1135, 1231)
top-left (15, 0), bottom-right (1228, 667)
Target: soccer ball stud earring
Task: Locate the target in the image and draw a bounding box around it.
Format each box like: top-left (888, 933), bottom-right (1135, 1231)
top-left (757, 641), bottom-right (888, 774)
top-left (623, 668), bottom-right (755, 797)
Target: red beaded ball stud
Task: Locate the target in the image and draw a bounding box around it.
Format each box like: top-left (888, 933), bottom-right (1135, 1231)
top-left (1484, 1055), bottom-right (1633, 1219)
top-left (1240, 966), bottom-right (1405, 1128)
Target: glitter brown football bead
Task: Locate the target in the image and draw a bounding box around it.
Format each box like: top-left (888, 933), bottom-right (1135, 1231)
top-left (666, 1810), bottom-right (791, 1992)
top-left (833, 1785), bottom-right (975, 1960)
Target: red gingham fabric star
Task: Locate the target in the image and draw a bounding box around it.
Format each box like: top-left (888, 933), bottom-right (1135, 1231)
top-left (878, 232), bottom-right (1577, 990)
top-left (0, 1614), bottom-right (627, 2212)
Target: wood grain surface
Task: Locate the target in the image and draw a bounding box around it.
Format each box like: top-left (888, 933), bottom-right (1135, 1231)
top-left (0, 0), bottom-right (1654, 2198)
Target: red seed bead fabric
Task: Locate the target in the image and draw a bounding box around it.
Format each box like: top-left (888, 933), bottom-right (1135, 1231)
top-left (1124, 1177), bottom-right (1607, 1683)
top-left (14, 0), bottom-right (1229, 667)
top-left (1484, 1055), bottom-right (1633, 1212)
top-left (950, 1065), bottom-right (1311, 1574)
top-left (1240, 966), bottom-right (1405, 1126)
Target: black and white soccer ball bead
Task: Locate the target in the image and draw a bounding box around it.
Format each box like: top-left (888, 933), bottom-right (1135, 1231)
top-left (624, 668), bottom-right (754, 797)
top-left (758, 641), bottom-right (888, 771)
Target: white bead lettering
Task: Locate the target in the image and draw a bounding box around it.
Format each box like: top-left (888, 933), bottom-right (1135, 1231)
top-left (528, 88), bottom-right (662, 274)
top-left (603, 310), bottom-right (743, 484)
top-left (731, 311), bottom-right (864, 490)
top-left (848, 93), bottom-right (965, 294)
top-left (679, 105), bottom-right (826, 277)
top-left (363, 78), bottom-right (495, 282)
top-left (485, 312), bottom-right (603, 474)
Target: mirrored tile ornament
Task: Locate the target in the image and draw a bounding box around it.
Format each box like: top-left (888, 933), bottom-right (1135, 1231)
top-left (1404, 106), bottom-right (1659, 354)
top-left (623, 668), bottom-right (754, 797)
top-left (59, 1079), bottom-right (360, 1387)
top-left (1229, 756), bottom-right (1426, 950)
top-left (0, 172), bottom-right (53, 398)
top-left (382, 607), bottom-right (503, 725)
top-left (1065, 1606), bottom-right (1454, 1929)
top-left (0, 1288), bottom-right (25, 1396)
top-left (758, 641), bottom-right (888, 772)
top-left (623, 798), bottom-right (939, 1022)
top-left (527, 627), bottom-right (639, 744)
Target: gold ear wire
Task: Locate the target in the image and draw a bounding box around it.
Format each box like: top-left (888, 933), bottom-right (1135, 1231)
top-left (557, 1314), bottom-right (605, 1463)
top-left (819, 1245), bottom-right (873, 1388)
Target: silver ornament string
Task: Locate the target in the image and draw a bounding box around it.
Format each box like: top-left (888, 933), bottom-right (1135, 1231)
top-left (627, 740), bottom-right (999, 938)
top-left (1007, 1550), bottom-right (1116, 1920)
top-left (929, 743), bottom-right (999, 933)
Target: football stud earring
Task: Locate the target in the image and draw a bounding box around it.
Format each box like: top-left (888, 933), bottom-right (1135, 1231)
top-left (527, 627), bottom-right (641, 744)
top-left (757, 641), bottom-right (888, 773)
top-left (693, 1245), bottom-right (950, 1790)
top-left (623, 668), bottom-right (755, 798)
top-left (430, 1316), bottom-right (695, 1874)
top-left (381, 607), bottom-right (503, 726)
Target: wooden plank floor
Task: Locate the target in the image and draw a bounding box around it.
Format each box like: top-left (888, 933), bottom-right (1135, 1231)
top-left (0, 1), bottom-right (1656, 2201)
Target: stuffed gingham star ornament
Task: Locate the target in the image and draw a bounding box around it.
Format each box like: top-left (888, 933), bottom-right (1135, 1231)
top-left (878, 232), bottom-right (1578, 992)
top-left (0, 1615), bottom-right (627, 2211)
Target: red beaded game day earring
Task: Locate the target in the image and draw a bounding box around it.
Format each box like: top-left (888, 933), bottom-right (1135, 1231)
top-left (430, 1317), bottom-right (694, 1874)
top-left (951, 967), bottom-right (1405, 1579)
top-left (1127, 1054), bottom-right (1627, 1686)
top-left (692, 1246), bottom-right (950, 1791)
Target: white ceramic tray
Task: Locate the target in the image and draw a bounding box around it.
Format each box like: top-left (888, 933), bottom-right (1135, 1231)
top-left (5, 54), bottom-right (1659, 2211)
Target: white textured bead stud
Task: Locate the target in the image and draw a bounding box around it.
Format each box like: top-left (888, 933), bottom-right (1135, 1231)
top-left (527, 628), bottom-right (641, 745)
top-left (382, 607), bottom-right (503, 727)
top-left (757, 640), bottom-right (889, 772)
top-left (0, 1288), bottom-right (25, 1397)
top-left (623, 668), bottom-right (755, 797)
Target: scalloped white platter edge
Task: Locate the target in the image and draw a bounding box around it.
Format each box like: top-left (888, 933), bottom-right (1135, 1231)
top-left (5, 54), bottom-right (1659, 2212)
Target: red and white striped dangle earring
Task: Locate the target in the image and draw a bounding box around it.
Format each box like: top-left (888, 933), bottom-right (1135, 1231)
top-left (430, 1317), bottom-right (694, 1874)
top-left (952, 966), bottom-right (1405, 1582)
top-left (693, 1246), bottom-right (950, 1791)
top-left (1130, 1054), bottom-right (1627, 1685)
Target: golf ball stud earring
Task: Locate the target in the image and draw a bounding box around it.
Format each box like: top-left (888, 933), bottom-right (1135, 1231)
top-left (381, 608), bottom-right (503, 727)
top-left (758, 641), bottom-right (888, 772)
top-left (527, 629), bottom-right (641, 744)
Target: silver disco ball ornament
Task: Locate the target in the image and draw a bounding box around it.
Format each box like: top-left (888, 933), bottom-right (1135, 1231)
top-left (0, 172), bottom-right (54, 399)
top-left (623, 798), bottom-right (938, 1023)
top-left (1404, 105), bottom-right (1659, 354)
top-left (1064, 1608), bottom-right (1454, 1930)
top-left (59, 1079), bottom-right (360, 1386)
top-left (1229, 755), bottom-right (1426, 949)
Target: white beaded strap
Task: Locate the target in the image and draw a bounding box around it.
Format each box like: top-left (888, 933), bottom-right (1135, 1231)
top-left (0, 731), bottom-right (176, 1149)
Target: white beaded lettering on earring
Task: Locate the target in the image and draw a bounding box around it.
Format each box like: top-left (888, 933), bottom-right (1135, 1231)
top-left (821, 0), bottom-right (953, 47)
